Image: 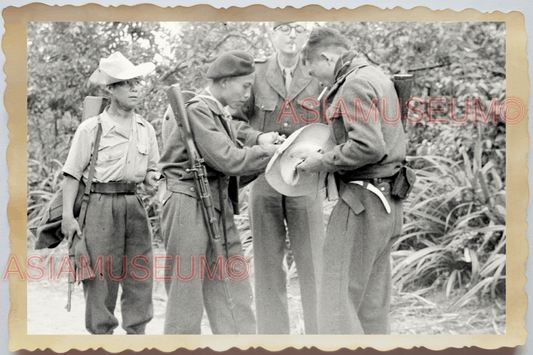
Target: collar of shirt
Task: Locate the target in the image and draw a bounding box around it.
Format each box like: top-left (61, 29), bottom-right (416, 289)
top-left (277, 53), bottom-right (299, 77)
top-left (333, 50), bottom-right (360, 81)
top-left (100, 107), bottom-right (145, 137)
top-left (204, 87), bottom-right (233, 121)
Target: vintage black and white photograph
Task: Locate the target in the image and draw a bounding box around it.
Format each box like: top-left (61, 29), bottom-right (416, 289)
top-left (23, 19), bottom-right (509, 338)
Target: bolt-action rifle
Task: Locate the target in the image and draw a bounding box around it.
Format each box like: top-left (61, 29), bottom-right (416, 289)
top-left (166, 84), bottom-right (240, 333)
top-left (392, 74), bottom-right (414, 130)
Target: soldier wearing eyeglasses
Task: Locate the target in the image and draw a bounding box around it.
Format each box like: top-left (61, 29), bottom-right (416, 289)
top-left (61, 52), bottom-right (159, 334)
top-left (237, 21), bottom-right (324, 334)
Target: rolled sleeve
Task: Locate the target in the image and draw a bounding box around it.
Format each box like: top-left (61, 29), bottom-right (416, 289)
top-left (146, 123), bottom-right (160, 172)
top-left (62, 123), bottom-right (93, 181)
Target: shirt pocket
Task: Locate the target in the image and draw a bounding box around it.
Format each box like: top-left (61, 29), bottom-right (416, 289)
top-left (255, 96), bottom-right (278, 131)
top-left (133, 143), bottom-right (149, 180)
top-left (95, 144), bottom-right (126, 181)
top-left (255, 96), bottom-right (277, 112)
top-left (298, 97), bottom-right (322, 124)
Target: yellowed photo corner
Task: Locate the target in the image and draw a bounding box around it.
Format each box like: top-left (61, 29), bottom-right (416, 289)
top-left (4, 3), bottom-right (528, 353)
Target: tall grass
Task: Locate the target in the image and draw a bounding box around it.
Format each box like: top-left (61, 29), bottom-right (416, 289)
top-left (392, 125), bottom-right (506, 308)
top-left (27, 159), bottom-right (65, 229)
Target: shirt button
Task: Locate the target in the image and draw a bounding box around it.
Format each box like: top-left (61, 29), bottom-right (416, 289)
top-left (380, 187), bottom-right (385, 191)
top-left (283, 122), bottom-right (289, 128)
top-left (190, 187), bottom-right (195, 192)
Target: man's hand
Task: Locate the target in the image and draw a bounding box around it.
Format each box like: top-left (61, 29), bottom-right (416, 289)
top-left (297, 150), bottom-right (325, 173)
top-left (262, 143), bottom-right (280, 156)
top-left (144, 171), bottom-right (160, 187)
top-left (62, 215), bottom-right (81, 247)
top-left (258, 132), bottom-right (286, 145)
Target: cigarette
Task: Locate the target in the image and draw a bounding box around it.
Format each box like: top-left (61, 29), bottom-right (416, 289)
top-left (317, 87), bottom-right (328, 101)
top-left (292, 43), bottom-right (296, 52)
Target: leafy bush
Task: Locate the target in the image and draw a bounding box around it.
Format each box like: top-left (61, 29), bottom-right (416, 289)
top-left (392, 127), bottom-right (506, 307)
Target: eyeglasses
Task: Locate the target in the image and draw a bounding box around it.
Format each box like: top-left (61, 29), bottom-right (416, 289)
top-left (276, 24), bottom-right (306, 36)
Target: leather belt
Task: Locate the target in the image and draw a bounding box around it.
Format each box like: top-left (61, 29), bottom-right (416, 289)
top-left (90, 182), bottom-right (137, 194)
top-left (370, 176), bottom-right (396, 185)
top-left (340, 174), bottom-right (396, 186)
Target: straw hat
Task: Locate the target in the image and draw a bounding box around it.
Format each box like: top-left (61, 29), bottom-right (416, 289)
top-left (89, 52), bottom-right (155, 86)
top-left (265, 124), bottom-right (335, 196)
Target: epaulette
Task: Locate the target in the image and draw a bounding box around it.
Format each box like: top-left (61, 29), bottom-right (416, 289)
top-left (254, 57), bottom-right (267, 64)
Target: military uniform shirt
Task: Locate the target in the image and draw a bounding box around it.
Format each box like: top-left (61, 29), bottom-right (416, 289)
top-left (63, 108), bottom-right (159, 183)
top-left (277, 54), bottom-right (298, 92)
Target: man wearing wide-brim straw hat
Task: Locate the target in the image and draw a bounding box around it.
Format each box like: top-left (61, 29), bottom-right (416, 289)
top-left (61, 51), bottom-right (159, 334)
top-left (159, 50), bottom-right (281, 334)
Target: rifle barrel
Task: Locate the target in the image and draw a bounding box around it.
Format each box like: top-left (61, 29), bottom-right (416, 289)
top-left (165, 84), bottom-right (240, 333)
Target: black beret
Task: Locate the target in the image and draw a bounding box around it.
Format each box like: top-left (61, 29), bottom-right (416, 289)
top-left (273, 22), bottom-right (294, 30)
top-left (206, 50), bottom-right (255, 80)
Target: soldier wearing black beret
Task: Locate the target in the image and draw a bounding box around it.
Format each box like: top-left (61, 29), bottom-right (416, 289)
top-left (159, 50), bottom-right (281, 334)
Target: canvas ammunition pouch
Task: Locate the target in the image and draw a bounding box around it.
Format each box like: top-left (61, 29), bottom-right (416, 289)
top-left (391, 166), bottom-right (416, 199)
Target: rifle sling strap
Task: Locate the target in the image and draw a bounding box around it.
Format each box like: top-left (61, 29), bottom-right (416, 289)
top-left (77, 119), bottom-right (103, 231)
top-left (217, 174), bottom-right (229, 259)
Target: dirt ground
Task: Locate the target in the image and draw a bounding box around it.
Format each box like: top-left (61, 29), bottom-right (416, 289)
top-left (26, 263), bottom-right (505, 335)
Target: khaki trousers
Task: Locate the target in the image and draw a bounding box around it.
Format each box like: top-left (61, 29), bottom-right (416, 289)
top-left (318, 180), bottom-right (403, 334)
top-left (250, 175), bottom-right (325, 334)
top-left (161, 187), bottom-right (256, 334)
top-left (82, 193), bottom-right (154, 335)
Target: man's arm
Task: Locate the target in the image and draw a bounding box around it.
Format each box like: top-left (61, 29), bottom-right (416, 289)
top-left (231, 119), bottom-right (283, 147)
top-left (188, 101), bottom-right (277, 176)
top-left (321, 77), bottom-right (387, 171)
top-left (61, 175), bottom-right (82, 242)
top-left (61, 122), bottom-right (93, 240)
top-left (229, 92), bottom-right (257, 144)
top-left (300, 76), bottom-right (388, 174)
top-left (144, 122), bottom-right (161, 187)
top-left (230, 119), bottom-right (262, 147)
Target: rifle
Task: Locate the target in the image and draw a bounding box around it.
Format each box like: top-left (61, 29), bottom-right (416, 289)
top-left (391, 75), bottom-right (417, 198)
top-left (392, 74), bottom-right (414, 130)
top-left (166, 84), bottom-right (240, 333)
top-left (66, 96), bottom-right (106, 311)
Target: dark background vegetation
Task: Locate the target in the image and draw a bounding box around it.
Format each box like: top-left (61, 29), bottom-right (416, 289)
top-left (26, 21), bottom-right (506, 333)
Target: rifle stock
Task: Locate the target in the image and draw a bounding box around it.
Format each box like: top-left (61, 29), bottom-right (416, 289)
top-left (166, 85), bottom-right (222, 246)
top-left (392, 74), bottom-right (414, 130)
top-left (166, 84), bottom-right (239, 332)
